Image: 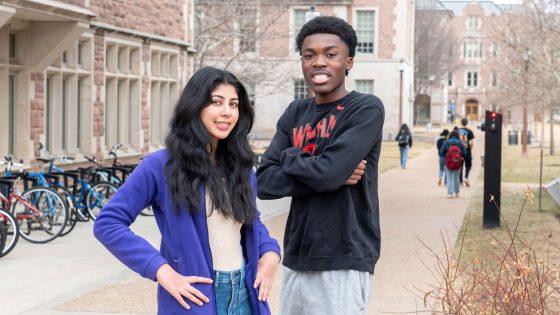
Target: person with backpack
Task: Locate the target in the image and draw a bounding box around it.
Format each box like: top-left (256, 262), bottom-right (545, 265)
top-left (439, 130), bottom-right (467, 198)
top-left (395, 123), bottom-right (413, 169)
top-left (458, 117), bottom-right (475, 187)
top-left (436, 129), bottom-right (449, 186)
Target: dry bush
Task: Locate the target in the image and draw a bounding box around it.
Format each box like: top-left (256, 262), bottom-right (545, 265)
top-left (422, 187), bottom-right (560, 314)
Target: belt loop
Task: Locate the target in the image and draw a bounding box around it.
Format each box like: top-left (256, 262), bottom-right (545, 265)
top-left (214, 271), bottom-right (220, 288)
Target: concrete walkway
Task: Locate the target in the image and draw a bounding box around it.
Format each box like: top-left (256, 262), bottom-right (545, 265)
top-left (0, 138), bottom-right (482, 314)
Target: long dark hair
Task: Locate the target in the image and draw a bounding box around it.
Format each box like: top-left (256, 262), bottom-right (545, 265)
top-left (399, 123), bottom-right (410, 136)
top-left (165, 67), bottom-right (256, 223)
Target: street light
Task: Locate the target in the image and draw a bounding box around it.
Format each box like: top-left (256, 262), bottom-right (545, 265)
top-left (305, 4), bottom-right (320, 22)
top-left (522, 47), bottom-right (531, 158)
top-left (399, 59), bottom-right (405, 127)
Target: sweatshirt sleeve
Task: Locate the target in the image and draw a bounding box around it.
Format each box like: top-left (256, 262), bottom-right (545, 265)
top-left (93, 153), bottom-right (167, 281)
top-left (256, 105), bottom-right (314, 200)
top-left (279, 98), bottom-right (384, 192)
top-left (250, 172), bottom-right (281, 258)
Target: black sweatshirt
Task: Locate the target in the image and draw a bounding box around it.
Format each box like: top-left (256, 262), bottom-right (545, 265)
top-left (256, 91), bottom-right (385, 273)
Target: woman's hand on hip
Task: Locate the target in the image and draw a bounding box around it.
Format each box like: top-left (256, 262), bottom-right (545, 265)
top-left (254, 251), bottom-right (280, 301)
top-left (156, 263), bottom-right (213, 310)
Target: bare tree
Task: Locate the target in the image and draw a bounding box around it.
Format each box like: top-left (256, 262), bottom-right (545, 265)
top-left (193, 0), bottom-right (294, 94)
top-left (414, 0), bottom-right (457, 124)
top-left (487, 0), bottom-right (560, 154)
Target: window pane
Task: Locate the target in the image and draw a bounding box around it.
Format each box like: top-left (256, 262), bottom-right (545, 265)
top-left (9, 34), bottom-right (16, 59)
top-left (77, 79), bottom-right (82, 149)
top-left (355, 80), bottom-right (374, 94)
top-left (293, 10), bottom-right (306, 51)
top-left (62, 78), bottom-right (67, 150)
top-left (46, 78), bottom-right (51, 151)
top-left (8, 75), bottom-right (15, 155)
top-left (357, 11), bottom-right (375, 53)
top-left (294, 79), bottom-right (307, 99)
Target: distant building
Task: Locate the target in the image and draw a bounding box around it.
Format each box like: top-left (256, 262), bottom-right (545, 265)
top-left (440, 0), bottom-right (519, 124)
top-left (199, 0), bottom-right (416, 138)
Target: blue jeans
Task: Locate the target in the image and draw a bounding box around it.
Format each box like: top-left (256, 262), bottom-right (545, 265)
top-left (445, 167), bottom-right (460, 195)
top-left (399, 145), bottom-right (409, 168)
top-left (213, 264), bottom-right (252, 315)
top-left (438, 156), bottom-right (446, 177)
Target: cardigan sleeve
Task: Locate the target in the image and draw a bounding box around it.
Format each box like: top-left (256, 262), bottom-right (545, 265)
top-left (93, 153), bottom-right (168, 281)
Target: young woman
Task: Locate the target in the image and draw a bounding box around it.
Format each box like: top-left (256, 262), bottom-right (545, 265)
top-left (395, 123), bottom-right (413, 169)
top-left (94, 67), bottom-right (281, 315)
top-left (436, 129), bottom-right (449, 186)
top-left (439, 130), bottom-right (467, 198)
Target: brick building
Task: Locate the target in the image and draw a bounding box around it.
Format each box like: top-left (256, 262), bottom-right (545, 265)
top-left (192, 0), bottom-right (415, 139)
top-left (0, 0), bottom-right (413, 164)
top-left (0, 0), bottom-right (193, 163)
top-left (438, 0), bottom-right (519, 124)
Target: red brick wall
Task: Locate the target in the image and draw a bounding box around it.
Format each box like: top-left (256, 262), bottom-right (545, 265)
top-left (30, 73), bottom-right (45, 148)
top-left (89, 0), bottom-right (186, 41)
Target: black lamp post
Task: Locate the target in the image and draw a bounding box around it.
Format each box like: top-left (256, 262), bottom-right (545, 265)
top-left (399, 59), bottom-right (405, 127)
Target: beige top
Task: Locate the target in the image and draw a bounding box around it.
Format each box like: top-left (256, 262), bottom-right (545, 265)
top-left (206, 192), bottom-right (243, 271)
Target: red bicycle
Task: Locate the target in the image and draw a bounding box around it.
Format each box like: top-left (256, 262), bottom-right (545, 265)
top-left (0, 168), bottom-right (68, 244)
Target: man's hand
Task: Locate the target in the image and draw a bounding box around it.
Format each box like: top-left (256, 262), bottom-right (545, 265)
top-left (156, 264), bottom-right (213, 310)
top-left (253, 251), bottom-right (280, 301)
top-left (345, 160), bottom-right (367, 185)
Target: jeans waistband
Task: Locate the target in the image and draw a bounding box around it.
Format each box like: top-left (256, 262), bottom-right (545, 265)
top-left (213, 262), bottom-right (246, 285)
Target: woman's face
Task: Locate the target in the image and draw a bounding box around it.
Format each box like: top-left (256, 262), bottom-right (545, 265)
top-left (200, 83), bottom-right (239, 148)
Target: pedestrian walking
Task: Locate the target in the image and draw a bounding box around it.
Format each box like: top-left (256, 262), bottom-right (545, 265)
top-left (458, 118), bottom-right (475, 187)
top-left (94, 67), bottom-right (281, 315)
top-left (256, 16), bottom-right (384, 315)
top-left (395, 123), bottom-right (413, 169)
top-left (436, 129), bottom-right (449, 186)
top-left (439, 130), bottom-right (467, 198)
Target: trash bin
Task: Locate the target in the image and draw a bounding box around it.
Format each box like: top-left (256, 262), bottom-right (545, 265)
top-left (508, 130), bottom-right (518, 145)
top-left (527, 130), bottom-right (532, 145)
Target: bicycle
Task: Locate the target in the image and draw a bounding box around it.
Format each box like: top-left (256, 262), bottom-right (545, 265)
top-left (0, 207), bottom-right (19, 257)
top-left (38, 144), bottom-right (119, 220)
top-left (0, 169), bottom-right (68, 243)
top-left (4, 156), bottom-right (77, 236)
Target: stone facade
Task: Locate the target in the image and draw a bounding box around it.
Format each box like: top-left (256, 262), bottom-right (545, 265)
top-left (0, 0), bottom-right (192, 163)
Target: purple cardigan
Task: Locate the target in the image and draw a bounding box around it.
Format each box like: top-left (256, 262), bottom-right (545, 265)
top-left (93, 150), bottom-right (281, 314)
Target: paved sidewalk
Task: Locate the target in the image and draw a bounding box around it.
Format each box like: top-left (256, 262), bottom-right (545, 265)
top-left (0, 140), bottom-right (481, 314)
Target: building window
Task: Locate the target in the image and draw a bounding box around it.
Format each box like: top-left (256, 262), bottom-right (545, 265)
top-left (294, 79), bottom-right (307, 99)
top-left (448, 72), bottom-right (453, 86)
top-left (45, 36), bottom-right (93, 155)
top-left (247, 83), bottom-right (256, 108)
top-left (466, 71), bottom-right (478, 87)
top-left (356, 11), bottom-right (376, 54)
top-left (463, 41), bottom-right (483, 59)
top-left (492, 71), bottom-right (498, 87)
top-left (467, 15), bottom-right (480, 29)
top-left (9, 33), bottom-right (16, 59)
top-left (150, 48), bottom-right (180, 148)
top-left (8, 75), bottom-right (16, 155)
top-left (355, 80), bottom-right (374, 94)
top-left (236, 6), bottom-right (257, 53)
top-left (293, 9), bottom-right (307, 52)
top-left (106, 41), bottom-right (141, 151)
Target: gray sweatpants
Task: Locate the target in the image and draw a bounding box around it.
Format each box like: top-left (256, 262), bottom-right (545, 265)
top-left (280, 267), bottom-right (373, 315)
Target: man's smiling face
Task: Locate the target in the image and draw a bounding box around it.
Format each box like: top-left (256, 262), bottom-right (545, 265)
top-left (301, 33), bottom-right (353, 104)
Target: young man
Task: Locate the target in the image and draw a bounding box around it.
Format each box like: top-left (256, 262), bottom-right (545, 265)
top-left (458, 117), bottom-right (475, 186)
top-left (256, 16), bottom-right (385, 314)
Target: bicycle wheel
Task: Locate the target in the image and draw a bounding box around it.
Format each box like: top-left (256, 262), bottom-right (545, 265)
top-left (86, 182), bottom-right (118, 220)
top-left (54, 187), bottom-right (78, 237)
top-left (13, 186), bottom-right (68, 243)
top-left (0, 208), bottom-right (20, 257)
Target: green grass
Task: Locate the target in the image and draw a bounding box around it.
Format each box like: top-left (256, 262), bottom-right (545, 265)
top-left (501, 144), bottom-right (560, 183)
top-left (379, 141), bottom-right (433, 174)
top-left (457, 186), bottom-right (560, 263)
